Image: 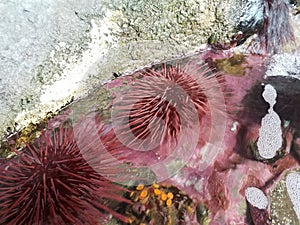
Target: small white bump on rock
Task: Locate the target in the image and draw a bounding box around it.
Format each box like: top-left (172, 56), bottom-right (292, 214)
top-left (245, 187), bottom-right (269, 210)
top-left (231, 121), bottom-right (239, 132)
top-left (286, 172), bottom-right (300, 220)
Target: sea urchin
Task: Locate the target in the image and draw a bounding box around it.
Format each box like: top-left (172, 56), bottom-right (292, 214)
top-left (0, 123), bottom-right (131, 225)
top-left (111, 61), bottom-right (224, 159)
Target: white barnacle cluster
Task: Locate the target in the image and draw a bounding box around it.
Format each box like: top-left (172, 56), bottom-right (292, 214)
top-left (257, 84), bottom-right (283, 159)
top-left (245, 186), bottom-right (269, 209)
top-left (286, 172), bottom-right (300, 220)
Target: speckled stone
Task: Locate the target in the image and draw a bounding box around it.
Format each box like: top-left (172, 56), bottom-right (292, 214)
top-left (269, 169), bottom-right (300, 225)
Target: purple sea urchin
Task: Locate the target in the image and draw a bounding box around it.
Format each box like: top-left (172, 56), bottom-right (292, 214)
top-left (0, 123), bottom-right (131, 225)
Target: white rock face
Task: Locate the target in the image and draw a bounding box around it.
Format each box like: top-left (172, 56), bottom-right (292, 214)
top-left (286, 172), bottom-right (300, 220)
top-left (245, 187), bottom-right (269, 209)
top-left (257, 84), bottom-right (282, 159)
top-left (265, 53), bottom-right (300, 79)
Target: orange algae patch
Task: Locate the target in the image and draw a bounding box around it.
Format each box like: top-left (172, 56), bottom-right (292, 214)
top-left (122, 183), bottom-right (200, 224)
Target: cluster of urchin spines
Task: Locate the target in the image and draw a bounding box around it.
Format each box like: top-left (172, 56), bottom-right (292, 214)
top-left (0, 123), bottom-right (132, 225)
top-left (111, 62), bottom-right (225, 159)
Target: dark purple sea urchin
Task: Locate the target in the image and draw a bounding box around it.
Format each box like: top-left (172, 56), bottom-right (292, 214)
top-left (0, 123), bottom-right (131, 225)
